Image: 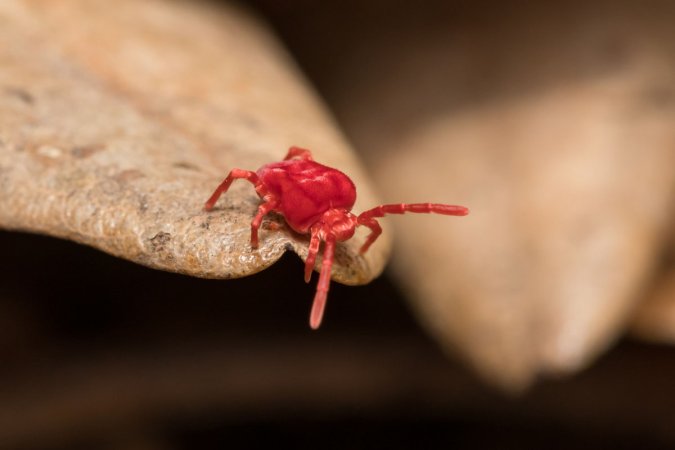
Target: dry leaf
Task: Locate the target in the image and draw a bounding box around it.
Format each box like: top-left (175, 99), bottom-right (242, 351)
top-left (326, 4), bottom-right (675, 389)
top-left (0, 0), bottom-right (389, 284)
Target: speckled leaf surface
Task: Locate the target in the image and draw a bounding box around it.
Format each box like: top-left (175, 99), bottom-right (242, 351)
top-left (0, 0), bottom-right (389, 284)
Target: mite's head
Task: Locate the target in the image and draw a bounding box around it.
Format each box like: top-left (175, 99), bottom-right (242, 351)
top-left (315, 208), bottom-right (358, 242)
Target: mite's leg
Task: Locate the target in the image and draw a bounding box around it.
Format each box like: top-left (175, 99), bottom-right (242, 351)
top-left (283, 146), bottom-right (314, 161)
top-left (356, 217), bottom-right (382, 254)
top-left (204, 169), bottom-right (259, 211)
top-left (358, 203), bottom-right (469, 220)
top-left (250, 200), bottom-right (277, 248)
top-left (304, 227), bottom-right (321, 283)
top-left (356, 203), bottom-right (469, 253)
top-left (309, 233), bottom-right (336, 330)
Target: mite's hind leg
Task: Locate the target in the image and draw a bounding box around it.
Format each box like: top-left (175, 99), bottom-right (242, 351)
top-left (204, 169), bottom-right (259, 211)
top-left (283, 146), bottom-right (314, 161)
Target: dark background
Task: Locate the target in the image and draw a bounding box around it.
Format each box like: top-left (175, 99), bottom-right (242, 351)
top-left (3, 231), bottom-right (675, 449)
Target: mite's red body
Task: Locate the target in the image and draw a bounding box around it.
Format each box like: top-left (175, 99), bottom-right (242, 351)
top-left (204, 147), bottom-right (469, 329)
top-left (256, 158), bottom-right (356, 233)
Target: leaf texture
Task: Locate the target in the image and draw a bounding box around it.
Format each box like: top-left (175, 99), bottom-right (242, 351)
top-left (0, 0), bottom-right (389, 284)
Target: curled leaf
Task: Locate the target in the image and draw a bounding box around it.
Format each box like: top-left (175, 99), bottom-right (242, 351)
top-left (0, 0), bottom-right (389, 284)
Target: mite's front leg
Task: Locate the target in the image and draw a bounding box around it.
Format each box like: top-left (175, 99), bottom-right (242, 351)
top-left (304, 227), bottom-right (321, 282)
top-left (309, 232), bottom-right (336, 330)
top-left (356, 217), bottom-right (382, 254)
top-left (249, 200), bottom-right (277, 248)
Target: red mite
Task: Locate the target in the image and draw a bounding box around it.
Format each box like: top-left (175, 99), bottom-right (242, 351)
top-left (204, 147), bottom-right (469, 329)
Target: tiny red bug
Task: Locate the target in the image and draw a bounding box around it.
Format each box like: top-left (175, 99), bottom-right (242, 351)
top-left (205, 146), bottom-right (469, 329)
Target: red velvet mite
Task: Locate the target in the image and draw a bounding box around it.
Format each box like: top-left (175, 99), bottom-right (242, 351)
top-left (204, 146), bottom-right (469, 329)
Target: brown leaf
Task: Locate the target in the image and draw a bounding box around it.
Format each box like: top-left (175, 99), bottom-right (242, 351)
top-left (0, 0), bottom-right (389, 285)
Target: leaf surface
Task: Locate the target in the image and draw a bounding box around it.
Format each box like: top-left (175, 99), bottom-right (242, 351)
top-left (0, 0), bottom-right (389, 284)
